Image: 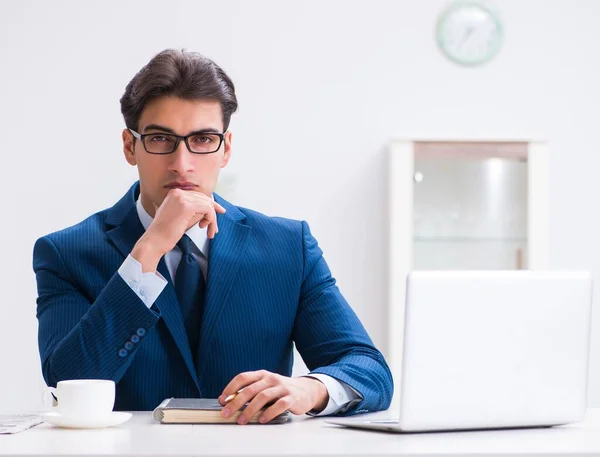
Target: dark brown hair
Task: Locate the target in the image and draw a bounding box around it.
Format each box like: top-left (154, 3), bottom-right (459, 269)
top-left (120, 49), bottom-right (238, 131)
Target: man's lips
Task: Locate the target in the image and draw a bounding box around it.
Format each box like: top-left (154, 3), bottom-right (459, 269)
top-left (164, 182), bottom-right (198, 190)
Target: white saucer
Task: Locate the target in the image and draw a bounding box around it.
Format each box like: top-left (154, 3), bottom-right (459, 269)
top-left (41, 411), bottom-right (132, 429)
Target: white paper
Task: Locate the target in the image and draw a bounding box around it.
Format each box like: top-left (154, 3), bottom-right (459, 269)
top-left (0, 414), bottom-right (43, 434)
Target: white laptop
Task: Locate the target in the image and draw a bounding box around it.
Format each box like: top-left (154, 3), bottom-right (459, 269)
top-left (327, 270), bottom-right (593, 433)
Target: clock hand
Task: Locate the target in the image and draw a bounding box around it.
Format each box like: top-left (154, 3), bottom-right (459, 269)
top-left (458, 25), bottom-right (476, 49)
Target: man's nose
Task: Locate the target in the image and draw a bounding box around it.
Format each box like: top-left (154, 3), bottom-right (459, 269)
top-left (169, 139), bottom-right (194, 174)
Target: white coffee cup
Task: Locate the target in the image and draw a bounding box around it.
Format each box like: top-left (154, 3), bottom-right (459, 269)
top-left (45, 379), bottom-right (115, 420)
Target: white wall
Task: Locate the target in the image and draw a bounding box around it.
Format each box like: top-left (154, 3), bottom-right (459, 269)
top-left (1, 0), bottom-right (600, 412)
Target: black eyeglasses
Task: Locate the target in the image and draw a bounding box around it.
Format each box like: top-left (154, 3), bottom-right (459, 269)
top-left (129, 129), bottom-right (225, 155)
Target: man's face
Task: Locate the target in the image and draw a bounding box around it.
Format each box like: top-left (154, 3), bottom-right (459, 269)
top-left (122, 96), bottom-right (232, 216)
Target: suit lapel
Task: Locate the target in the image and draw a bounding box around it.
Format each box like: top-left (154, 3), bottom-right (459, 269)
top-left (195, 194), bottom-right (252, 376)
top-left (105, 182), bottom-right (200, 392)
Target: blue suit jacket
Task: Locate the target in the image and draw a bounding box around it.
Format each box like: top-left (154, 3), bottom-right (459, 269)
top-left (33, 182), bottom-right (393, 413)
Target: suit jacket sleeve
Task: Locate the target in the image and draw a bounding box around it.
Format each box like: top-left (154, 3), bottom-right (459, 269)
top-left (292, 221), bottom-right (394, 415)
top-left (34, 235), bottom-right (161, 387)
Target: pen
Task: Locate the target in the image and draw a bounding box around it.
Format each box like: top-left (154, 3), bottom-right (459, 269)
top-left (224, 388), bottom-right (244, 404)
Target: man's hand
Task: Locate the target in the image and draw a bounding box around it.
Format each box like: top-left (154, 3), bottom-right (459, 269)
top-left (131, 189), bottom-right (226, 272)
top-left (218, 370), bottom-right (329, 424)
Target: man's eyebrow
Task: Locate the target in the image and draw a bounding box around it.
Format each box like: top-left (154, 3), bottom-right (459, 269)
top-left (189, 127), bottom-right (222, 135)
top-left (142, 124), bottom-right (222, 135)
top-left (143, 124), bottom-right (175, 133)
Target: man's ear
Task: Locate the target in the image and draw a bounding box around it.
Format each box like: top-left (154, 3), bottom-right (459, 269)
top-left (221, 131), bottom-right (232, 168)
top-left (122, 129), bottom-right (137, 166)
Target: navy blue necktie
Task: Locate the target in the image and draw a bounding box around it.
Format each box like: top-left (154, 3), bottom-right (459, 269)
top-left (174, 235), bottom-right (205, 360)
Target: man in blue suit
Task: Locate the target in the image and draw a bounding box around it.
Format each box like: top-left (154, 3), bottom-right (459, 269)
top-left (34, 49), bottom-right (393, 423)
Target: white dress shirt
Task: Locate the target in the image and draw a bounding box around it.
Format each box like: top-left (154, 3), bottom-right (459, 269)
top-left (117, 198), bottom-right (360, 416)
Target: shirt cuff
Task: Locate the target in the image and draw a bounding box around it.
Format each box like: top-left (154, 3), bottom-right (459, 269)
top-left (118, 254), bottom-right (167, 308)
top-left (302, 374), bottom-right (361, 416)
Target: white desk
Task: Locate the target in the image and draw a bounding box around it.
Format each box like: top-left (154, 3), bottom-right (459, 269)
top-left (3, 409), bottom-right (600, 457)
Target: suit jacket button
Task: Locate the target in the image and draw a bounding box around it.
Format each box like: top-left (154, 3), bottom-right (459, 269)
top-left (130, 335), bottom-right (140, 344)
top-left (118, 348), bottom-right (128, 358)
top-left (136, 328), bottom-right (146, 337)
top-left (124, 342), bottom-right (134, 351)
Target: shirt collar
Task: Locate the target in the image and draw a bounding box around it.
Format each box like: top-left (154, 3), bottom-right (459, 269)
top-left (135, 197), bottom-right (209, 258)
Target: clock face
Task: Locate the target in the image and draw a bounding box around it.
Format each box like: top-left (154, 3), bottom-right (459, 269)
top-left (436, 2), bottom-right (503, 66)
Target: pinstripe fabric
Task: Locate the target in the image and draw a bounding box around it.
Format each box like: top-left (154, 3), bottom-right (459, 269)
top-left (33, 182), bottom-right (393, 413)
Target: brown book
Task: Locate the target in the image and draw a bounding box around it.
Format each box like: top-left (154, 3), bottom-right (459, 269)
top-left (152, 398), bottom-right (290, 424)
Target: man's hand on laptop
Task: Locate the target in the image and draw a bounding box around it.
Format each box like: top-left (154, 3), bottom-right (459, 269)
top-left (218, 370), bottom-right (329, 424)
top-left (131, 188), bottom-right (226, 273)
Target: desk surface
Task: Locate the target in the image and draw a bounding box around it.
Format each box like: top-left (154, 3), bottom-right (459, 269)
top-left (3, 408), bottom-right (600, 457)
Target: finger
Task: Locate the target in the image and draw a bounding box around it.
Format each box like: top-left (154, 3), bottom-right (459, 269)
top-left (238, 386), bottom-right (283, 425)
top-left (213, 202), bottom-right (227, 213)
top-left (221, 379), bottom-right (270, 419)
top-left (221, 370), bottom-right (268, 402)
top-left (258, 395), bottom-right (294, 424)
top-left (186, 195), bottom-right (219, 220)
top-left (206, 222), bottom-right (213, 239)
top-left (197, 209), bottom-right (217, 234)
top-left (207, 208), bottom-right (219, 235)
top-left (218, 387), bottom-right (244, 405)
top-left (198, 218), bottom-right (210, 229)
top-left (193, 205), bottom-right (215, 221)
top-left (187, 192), bottom-right (225, 214)
top-left (199, 208), bottom-right (218, 234)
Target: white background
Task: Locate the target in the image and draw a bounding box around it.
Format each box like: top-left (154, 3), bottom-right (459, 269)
top-left (1, 0), bottom-right (600, 411)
